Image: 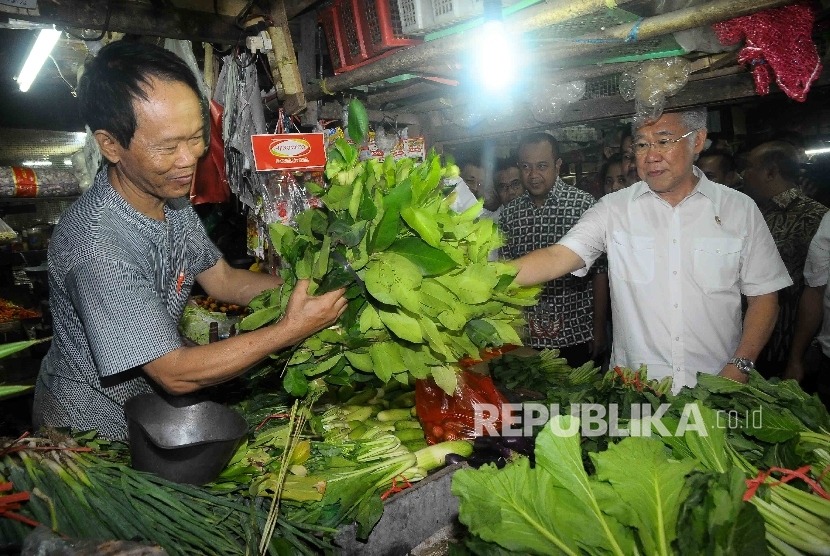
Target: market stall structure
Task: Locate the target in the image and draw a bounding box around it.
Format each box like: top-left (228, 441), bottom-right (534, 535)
top-left (1, 0), bottom-right (830, 554)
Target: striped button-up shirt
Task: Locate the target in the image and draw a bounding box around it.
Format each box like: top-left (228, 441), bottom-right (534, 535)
top-left (34, 169), bottom-right (222, 439)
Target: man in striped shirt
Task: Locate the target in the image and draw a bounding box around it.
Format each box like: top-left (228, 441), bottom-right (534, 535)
top-left (33, 41), bottom-right (346, 439)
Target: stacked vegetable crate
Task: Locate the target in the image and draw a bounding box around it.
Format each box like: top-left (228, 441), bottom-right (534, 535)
top-left (318, 0), bottom-right (421, 75)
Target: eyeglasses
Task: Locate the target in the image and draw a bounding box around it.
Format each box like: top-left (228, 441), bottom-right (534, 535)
top-left (632, 130), bottom-right (699, 155)
top-left (496, 179), bottom-right (522, 193)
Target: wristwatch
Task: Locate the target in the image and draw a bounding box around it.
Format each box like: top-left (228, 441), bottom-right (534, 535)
top-left (728, 357), bottom-right (755, 375)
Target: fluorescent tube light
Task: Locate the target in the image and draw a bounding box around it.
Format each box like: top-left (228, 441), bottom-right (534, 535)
top-left (805, 147), bottom-right (830, 156)
top-left (22, 160), bottom-right (52, 167)
top-left (16, 28), bottom-right (62, 92)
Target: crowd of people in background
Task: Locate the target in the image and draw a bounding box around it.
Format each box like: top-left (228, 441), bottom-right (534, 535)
top-left (456, 113), bottom-right (830, 404)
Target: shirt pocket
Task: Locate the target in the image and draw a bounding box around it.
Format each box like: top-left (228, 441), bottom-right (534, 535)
top-left (693, 237), bottom-right (743, 292)
top-left (610, 231), bottom-right (655, 284)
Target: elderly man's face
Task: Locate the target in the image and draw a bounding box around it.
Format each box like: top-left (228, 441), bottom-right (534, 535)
top-left (633, 113), bottom-right (706, 197)
top-left (105, 78), bottom-right (206, 201)
top-left (495, 166), bottom-right (523, 205)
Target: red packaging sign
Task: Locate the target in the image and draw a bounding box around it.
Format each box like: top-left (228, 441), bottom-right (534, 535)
top-left (11, 167), bottom-right (38, 197)
top-left (251, 133), bottom-right (327, 171)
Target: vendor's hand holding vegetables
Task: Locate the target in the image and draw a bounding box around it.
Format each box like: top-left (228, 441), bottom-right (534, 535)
top-left (509, 108), bottom-right (792, 392)
top-left (32, 41), bottom-right (345, 440)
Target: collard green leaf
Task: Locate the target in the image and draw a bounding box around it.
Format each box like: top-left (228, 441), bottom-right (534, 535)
top-left (431, 364), bottom-right (459, 395)
top-left (317, 265), bottom-right (354, 294)
top-left (400, 347), bottom-right (432, 379)
top-left (347, 99), bottom-right (369, 145)
top-left (345, 350), bottom-right (373, 373)
top-left (452, 458), bottom-right (584, 556)
top-left (387, 237), bottom-right (457, 276)
top-left (378, 308), bottom-right (423, 343)
top-left (328, 219), bottom-right (368, 247)
top-left (312, 235), bottom-right (332, 281)
top-left (239, 305), bottom-right (283, 331)
top-left (364, 253), bottom-right (423, 308)
top-left (307, 353), bottom-right (344, 376)
top-left (744, 407), bottom-right (803, 443)
top-left (401, 206), bottom-right (442, 248)
top-left (269, 223), bottom-right (296, 257)
top-left (359, 304), bottom-right (384, 333)
top-left (465, 319), bottom-right (499, 348)
top-left (369, 341), bottom-right (407, 383)
top-left (284, 367), bottom-right (309, 397)
top-left (484, 318), bottom-right (522, 346)
top-left (591, 437), bottom-right (696, 556)
top-left (683, 402), bottom-right (729, 474)
top-left (535, 416), bottom-right (634, 556)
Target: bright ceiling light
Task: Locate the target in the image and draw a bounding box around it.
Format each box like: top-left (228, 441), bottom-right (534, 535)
top-left (63, 158), bottom-right (73, 166)
top-left (22, 160), bottom-right (52, 167)
top-left (472, 1), bottom-right (514, 92)
top-left (16, 28), bottom-right (62, 92)
top-left (805, 147), bottom-right (830, 156)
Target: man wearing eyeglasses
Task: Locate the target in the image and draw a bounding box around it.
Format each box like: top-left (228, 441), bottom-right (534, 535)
top-left (494, 159), bottom-right (524, 207)
top-left (508, 108), bottom-right (791, 391)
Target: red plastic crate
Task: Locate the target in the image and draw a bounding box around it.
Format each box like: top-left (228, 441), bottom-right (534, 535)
top-left (336, 0), bottom-right (371, 66)
top-left (318, 5), bottom-right (348, 73)
top-left (357, 0), bottom-right (421, 54)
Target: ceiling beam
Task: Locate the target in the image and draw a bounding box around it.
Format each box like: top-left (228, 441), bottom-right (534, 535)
top-left (306, 0), bottom-right (637, 100)
top-left (1, 0), bottom-right (242, 44)
top-left (285, 0), bottom-right (319, 20)
top-left (534, 0), bottom-right (794, 61)
top-left (428, 70), bottom-right (830, 146)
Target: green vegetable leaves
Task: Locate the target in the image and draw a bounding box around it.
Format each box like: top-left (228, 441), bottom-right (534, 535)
top-left (245, 98), bottom-right (540, 392)
top-left (347, 98), bottom-right (369, 145)
top-left (453, 458), bottom-right (584, 556)
top-left (591, 438), bottom-right (697, 556)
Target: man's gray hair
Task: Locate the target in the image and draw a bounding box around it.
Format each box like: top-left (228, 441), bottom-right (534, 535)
top-left (632, 107), bottom-right (708, 135)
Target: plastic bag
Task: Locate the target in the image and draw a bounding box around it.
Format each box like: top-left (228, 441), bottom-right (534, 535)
top-left (529, 80), bottom-right (585, 124)
top-left (191, 99), bottom-right (231, 205)
top-left (619, 57), bottom-right (690, 122)
top-left (415, 370), bottom-right (512, 444)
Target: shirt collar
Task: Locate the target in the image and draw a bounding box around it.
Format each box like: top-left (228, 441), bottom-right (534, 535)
top-left (631, 166), bottom-right (721, 207)
top-left (97, 167), bottom-right (168, 235)
top-left (768, 187), bottom-right (800, 209)
top-left (520, 177), bottom-right (565, 207)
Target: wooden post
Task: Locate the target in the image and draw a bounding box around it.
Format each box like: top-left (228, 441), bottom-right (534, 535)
top-left (267, 0), bottom-right (306, 115)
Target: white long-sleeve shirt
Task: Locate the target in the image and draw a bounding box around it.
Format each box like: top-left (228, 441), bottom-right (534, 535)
top-left (803, 211), bottom-right (830, 357)
top-left (558, 167), bottom-right (792, 391)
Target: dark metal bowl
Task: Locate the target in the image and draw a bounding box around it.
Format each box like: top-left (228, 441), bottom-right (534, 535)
top-left (124, 393), bottom-right (248, 485)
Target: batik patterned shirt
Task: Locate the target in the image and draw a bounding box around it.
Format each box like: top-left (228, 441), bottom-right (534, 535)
top-left (758, 187), bottom-right (828, 363)
top-left (499, 178), bottom-right (605, 349)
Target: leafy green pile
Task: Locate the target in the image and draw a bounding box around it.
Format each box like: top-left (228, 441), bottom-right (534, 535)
top-left (240, 100), bottom-right (540, 396)
top-left (453, 416), bottom-right (697, 556)
top-left (452, 367), bottom-right (830, 556)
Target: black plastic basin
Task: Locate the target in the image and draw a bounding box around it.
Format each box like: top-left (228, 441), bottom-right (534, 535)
top-left (124, 393), bottom-right (248, 485)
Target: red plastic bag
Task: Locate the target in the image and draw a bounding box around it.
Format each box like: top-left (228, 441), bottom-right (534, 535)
top-left (191, 99), bottom-right (230, 205)
top-left (415, 370), bottom-right (511, 444)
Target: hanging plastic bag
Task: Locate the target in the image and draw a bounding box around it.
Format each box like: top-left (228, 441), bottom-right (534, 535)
top-left (529, 80), bottom-right (585, 124)
top-left (415, 370), bottom-right (512, 444)
top-left (619, 57), bottom-right (690, 122)
top-left (191, 99), bottom-right (231, 205)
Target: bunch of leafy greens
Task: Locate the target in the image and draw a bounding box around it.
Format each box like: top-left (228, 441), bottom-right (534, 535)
top-left (452, 415), bottom-right (696, 556)
top-left (239, 99), bottom-right (540, 396)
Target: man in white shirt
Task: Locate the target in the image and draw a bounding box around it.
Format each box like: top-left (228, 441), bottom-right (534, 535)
top-left (785, 212), bottom-right (830, 404)
top-left (511, 108), bottom-right (792, 390)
